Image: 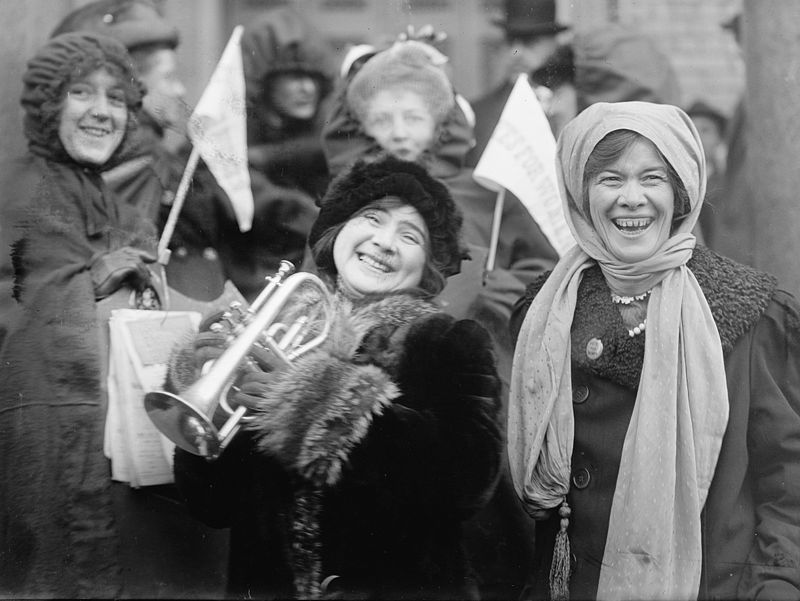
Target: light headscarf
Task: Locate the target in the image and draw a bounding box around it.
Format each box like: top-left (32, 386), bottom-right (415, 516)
top-left (508, 102), bottom-right (729, 600)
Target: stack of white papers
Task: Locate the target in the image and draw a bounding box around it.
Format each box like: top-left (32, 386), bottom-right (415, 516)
top-left (104, 309), bottom-right (201, 487)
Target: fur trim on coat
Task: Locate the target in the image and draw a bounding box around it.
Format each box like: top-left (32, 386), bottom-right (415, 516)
top-left (514, 245), bottom-right (778, 390)
top-left (247, 291), bottom-right (439, 486)
top-left (246, 292), bottom-right (438, 598)
top-left (168, 289), bottom-right (502, 599)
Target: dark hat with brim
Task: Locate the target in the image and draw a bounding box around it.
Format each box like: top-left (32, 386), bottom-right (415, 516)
top-left (530, 43), bottom-right (575, 88)
top-left (50, 0), bottom-right (179, 51)
top-left (492, 0), bottom-right (568, 38)
top-left (495, 19), bottom-right (569, 38)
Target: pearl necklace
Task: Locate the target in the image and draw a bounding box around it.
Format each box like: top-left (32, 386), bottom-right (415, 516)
top-left (627, 318), bottom-right (647, 337)
top-left (610, 289), bottom-right (652, 305)
top-left (611, 290), bottom-right (650, 337)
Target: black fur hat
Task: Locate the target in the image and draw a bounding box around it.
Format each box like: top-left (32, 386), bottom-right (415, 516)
top-left (309, 155), bottom-right (466, 280)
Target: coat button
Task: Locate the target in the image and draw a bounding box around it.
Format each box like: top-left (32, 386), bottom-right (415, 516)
top-left (586, 337), bottom-right (603, 360)
top-left (175, 246), bottom-right (188, 258)
top-left (202, 247), bottom-right (219, 261)
top-left (572, 385), bottom-right (589, 404)
top-left (572, 467), bottom-right (591, 489)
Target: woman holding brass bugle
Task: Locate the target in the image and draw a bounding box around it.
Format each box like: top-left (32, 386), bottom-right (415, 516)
top-left (166, 156), bottom-right (503, 599)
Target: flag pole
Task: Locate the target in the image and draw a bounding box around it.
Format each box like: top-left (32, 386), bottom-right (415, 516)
top-left (155, 145), bottom-right (201, 310)
top-left (483, 187), bottom-right (505, 284)
top-left (157, 145), bottom-right (201, 264)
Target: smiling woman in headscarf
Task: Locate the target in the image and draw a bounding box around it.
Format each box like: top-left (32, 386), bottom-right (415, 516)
top-left (508, 101), bottom-right (800, 600)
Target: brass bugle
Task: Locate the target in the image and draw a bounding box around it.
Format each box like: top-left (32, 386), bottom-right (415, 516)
top-left (144, 261), bottom-right (331, 459)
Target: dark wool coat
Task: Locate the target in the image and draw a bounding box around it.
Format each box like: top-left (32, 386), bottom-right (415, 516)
top-left (510, 246), bottom-right (800, 601)
top-left (170, 291), bottom-right (503, 599)
top-left (0, 151), bottom-right (155, 598)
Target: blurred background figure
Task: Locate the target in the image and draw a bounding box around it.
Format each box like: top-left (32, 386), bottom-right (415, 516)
top-left (687, 99), bottom-right (729, 178)
top-left (224, 5), bottom-right (336, 300)
top-left (466, 0), bottom-right (568, 167)
top-left (687, 99), bottom-right (729, 248)
top-left (526, 25), bottom-right (684, 154)
top-left (573, 23), bottom-right (681, 110)
top-left (529, 42), bottom-right (576, 138)
top-left (242, 3), bottom-right (334, 200)
top-left (713, 10), bottom-right (754, 265)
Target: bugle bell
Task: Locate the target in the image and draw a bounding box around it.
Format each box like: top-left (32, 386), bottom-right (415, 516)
top-left (144, 261), bottom-right (332, 459)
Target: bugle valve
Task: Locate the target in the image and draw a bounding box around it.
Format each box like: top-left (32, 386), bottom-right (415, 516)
top-left (144, 261), bottom-right (331, 459)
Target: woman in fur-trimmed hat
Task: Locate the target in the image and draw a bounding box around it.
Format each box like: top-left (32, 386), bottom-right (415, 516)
top-left (322, 36), bottom-right (557, 599)
top-left (168, 155), bottom-right (503, 599)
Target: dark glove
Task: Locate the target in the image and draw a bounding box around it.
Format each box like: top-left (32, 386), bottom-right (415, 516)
top-left (90, 246), bottom-right (155, 299)
top-left (194, 329), bottom-right (229, 368)
top-left (399, 314), bottom-right (500, 403)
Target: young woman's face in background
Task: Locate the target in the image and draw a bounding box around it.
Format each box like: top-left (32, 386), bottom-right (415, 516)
top-left (333, 198), bottom-right (429, 295)
top-left (268, 72), bottom-right (320, 121)
top-left (588, 137), bottom-right (675, 263)
top-left (361, 88), bottom-right (436, 162)
top-left (59, 68), bottom-right (127, 166)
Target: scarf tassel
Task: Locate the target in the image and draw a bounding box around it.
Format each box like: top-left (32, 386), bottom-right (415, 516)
top-left (549, 501), bottom-right (571, 601)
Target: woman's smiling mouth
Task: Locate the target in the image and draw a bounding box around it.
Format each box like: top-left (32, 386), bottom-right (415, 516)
top-left (613, 217), bottom-right (653, 235)
top-left (358, 252), bottom-right (392, 273)
top-left (80, 125), bottom-right (112, 137)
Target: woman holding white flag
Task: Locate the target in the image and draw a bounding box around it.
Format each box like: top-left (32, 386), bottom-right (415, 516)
top-left (509, 101), bottom-right (800, 600)
top-left (0, 32), bottom-right (160, 598)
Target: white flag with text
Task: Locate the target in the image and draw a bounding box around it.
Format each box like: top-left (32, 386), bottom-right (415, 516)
top-left (187, 26), bottom-right (253, 232)
top-left (473, 74), bottom-right (574, 256)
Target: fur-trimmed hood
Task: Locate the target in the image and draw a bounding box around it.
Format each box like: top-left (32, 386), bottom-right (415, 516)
top-left (519, 246), bottom-right (778, 390)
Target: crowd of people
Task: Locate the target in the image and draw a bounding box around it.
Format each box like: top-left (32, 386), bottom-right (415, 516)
top-left (0, 0), bottom-right (798, 600)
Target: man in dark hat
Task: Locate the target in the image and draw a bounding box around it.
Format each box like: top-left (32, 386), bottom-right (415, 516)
top-left (466, 0), bottom-right (568, 167)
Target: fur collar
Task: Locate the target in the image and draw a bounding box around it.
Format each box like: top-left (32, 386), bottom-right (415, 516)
top-left (248, 291), bottom-right (439, 486)
top-left (527, 246), bottom-right (778, 390)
